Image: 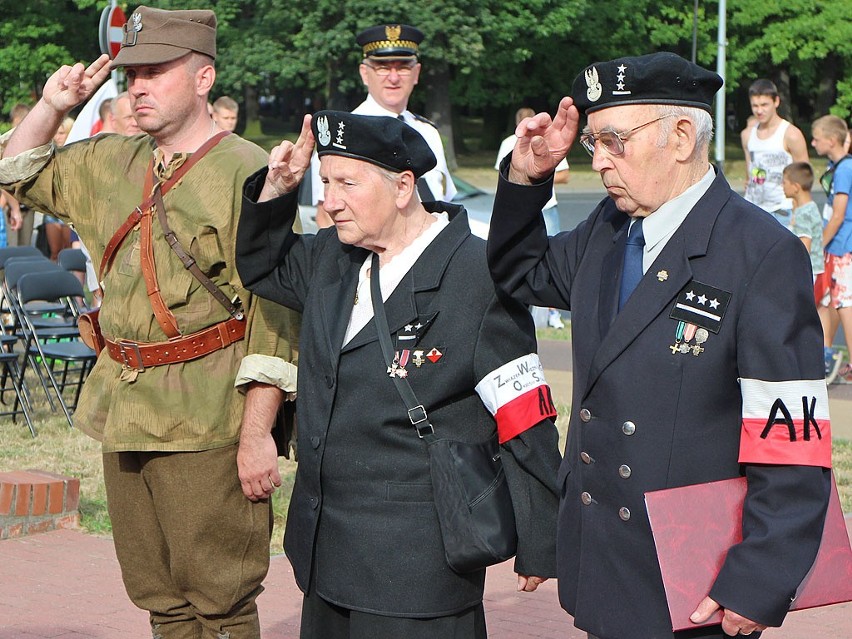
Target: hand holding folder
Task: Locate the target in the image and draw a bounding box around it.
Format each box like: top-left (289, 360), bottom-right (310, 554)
top-left (645, 472), bottom-right (852, 631)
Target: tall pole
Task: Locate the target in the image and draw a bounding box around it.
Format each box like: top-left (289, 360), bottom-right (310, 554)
top-left (714, 0), bottom-right (726, 173)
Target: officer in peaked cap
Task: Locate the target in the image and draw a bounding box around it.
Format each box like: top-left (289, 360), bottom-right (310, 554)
top-left (488, 51), bottom-right (830, 639)
top-left (0, 5), bottom-right (301, 639)
top-left (112, 5), bottom-right (217, 68)
top-left (308, 23), bottom-right (457, 223)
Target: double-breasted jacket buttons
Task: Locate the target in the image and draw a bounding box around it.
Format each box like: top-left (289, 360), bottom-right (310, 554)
top-left (579, 408), bottom-right (592, 422)
top-left (619, 507), bottom-right (631, 521)
top-left (622, 421), bottom-right (636, 435)
top-left (581, 492), bottom-right (593, 505)
top-left (580, 451), bottom-right (593, 464)
top-left (618, 464), bottom-right (632, 479)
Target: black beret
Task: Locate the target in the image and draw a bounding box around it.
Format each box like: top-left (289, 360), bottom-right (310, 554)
top-left (572, 52), bottom-right (723, 115)
top-left (312, 110), bottom-right (437, 178)
top-left (356, 24), bottom-right (424, 59)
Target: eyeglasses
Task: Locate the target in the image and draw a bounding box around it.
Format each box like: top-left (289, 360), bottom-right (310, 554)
top-left (363, 61), bottom-right (417, 77)
top-left (579, 114), bottom-right (676, 157)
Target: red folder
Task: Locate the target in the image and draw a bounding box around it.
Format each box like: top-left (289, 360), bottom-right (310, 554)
top-left (645, 472), bottom-right (852, 631)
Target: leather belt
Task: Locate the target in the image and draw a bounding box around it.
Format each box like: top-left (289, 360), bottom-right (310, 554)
top-left (104, 317), bottom-right (246, 371)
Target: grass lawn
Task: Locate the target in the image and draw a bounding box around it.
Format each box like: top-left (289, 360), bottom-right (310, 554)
top-left (0, 333), bottom-right (849, 552)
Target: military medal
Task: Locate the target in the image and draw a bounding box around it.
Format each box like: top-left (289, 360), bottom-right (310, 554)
top-left (669, 321), bottom-right (709, 356)
top-left (669, 321), bottom-right (685, 354)
top-left (412, 350), bottom-right (425, 367)
top-left (692, 328), bottom-right (708, 356)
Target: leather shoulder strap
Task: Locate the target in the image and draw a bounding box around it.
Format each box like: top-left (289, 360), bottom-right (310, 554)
top-left (97, 131), bottom-right (232, 285)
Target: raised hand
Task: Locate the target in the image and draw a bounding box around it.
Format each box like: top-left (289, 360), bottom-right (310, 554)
top-left (509, 97), bottom-right (580, 185)
top-left (42, 55), bottom-right (112, 114)
top-left (259, 114), bottom-right (316, 202)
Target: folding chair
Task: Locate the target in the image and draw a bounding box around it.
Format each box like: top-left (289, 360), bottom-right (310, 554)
top-left (57, 248), bottom-right (87, 273)
top-left (0, 341), bottom-right (36, 436)
top-left (0, 246), bottom-right (48, 335)
top-left (5, 260), bottom-right (81, 412)
top-left (57, 248), bottom-right (94, 312)
top-left (16, 271), bottom-right (97, 427)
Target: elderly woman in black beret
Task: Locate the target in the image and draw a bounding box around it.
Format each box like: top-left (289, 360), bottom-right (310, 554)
top-left (234, 111), bottom-right (560, 639)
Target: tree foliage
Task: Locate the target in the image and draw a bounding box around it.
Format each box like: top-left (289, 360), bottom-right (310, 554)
top-left (1, 0), bottom-right (849, 146)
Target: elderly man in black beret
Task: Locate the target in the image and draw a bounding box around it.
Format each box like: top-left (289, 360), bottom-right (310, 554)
top-left (487, 52), bottom-right (832, 639)
top-left (235, 111), bottom-right (561, 638)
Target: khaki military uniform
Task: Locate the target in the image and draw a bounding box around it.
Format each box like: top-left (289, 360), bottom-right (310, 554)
top-left (2, 132), bottom-right (300, 638)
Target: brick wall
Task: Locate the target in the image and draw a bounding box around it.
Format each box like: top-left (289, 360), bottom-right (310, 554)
top-left (0, 469), bottom-right (80, 539)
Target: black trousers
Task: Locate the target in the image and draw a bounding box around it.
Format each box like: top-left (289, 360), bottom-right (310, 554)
top-left (300, 585), bottom-right (487, 639)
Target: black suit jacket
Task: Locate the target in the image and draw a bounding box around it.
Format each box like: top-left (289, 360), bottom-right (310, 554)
top-left (488, 166), bottom-right (831, 639)
top-left (236, 169), bottom-right (561, 617)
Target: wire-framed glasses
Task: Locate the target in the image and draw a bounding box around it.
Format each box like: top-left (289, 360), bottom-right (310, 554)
top-left (579, 114), bottom-right (676, 157)
top-left (363, 61), bottom-right (417, 77)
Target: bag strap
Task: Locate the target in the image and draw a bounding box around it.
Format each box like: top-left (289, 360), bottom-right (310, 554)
top-left (369, 252), bottom-right (435, 438)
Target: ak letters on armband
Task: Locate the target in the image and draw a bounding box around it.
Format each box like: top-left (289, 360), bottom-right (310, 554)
top-left (476, 353), bottom-right (557, 443)
top-left (670, 279), bottom-right (831, 469)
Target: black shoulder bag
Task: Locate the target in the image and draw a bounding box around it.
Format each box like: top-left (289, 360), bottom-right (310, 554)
top-left (369, 252), bottom-right (517, 573)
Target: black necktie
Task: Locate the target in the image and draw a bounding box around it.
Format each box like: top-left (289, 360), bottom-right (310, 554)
top-left (397, 114), bottom-right (435, 201)
top-left (618, 218), bottom-right (645, 311)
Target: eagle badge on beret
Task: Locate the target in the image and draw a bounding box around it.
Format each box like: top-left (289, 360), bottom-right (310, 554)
top-left (123, 11), bottom-right (143, 46)
top-left (316, 115), bottom-right (331, 147)
top-left (585, 67), bottom-right (602, 102)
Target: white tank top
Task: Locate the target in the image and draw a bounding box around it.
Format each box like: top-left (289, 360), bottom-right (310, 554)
top-left (745, 120), bottom-right (793, 212)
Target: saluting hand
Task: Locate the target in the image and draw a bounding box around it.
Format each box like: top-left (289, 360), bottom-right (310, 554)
top-left (509, 96), bottom-right (580, 185)
top-left (259, 114), bottom-right (316, 202)
top-left (42, 54), bottom-right (112, 114)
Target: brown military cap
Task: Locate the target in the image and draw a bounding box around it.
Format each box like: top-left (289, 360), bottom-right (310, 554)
top-left (111, 6), bottom-right (217, 68)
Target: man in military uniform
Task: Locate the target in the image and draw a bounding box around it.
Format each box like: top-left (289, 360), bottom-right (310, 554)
top-left (309, 23), bottom-right (456, 226)
top-left (0, 6), bottom-right (298, 638)
top-left (488, 52), bottom-right (831, 639)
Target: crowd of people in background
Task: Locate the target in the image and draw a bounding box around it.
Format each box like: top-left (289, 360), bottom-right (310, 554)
top-left (739, 79), bottom-right (852, 384)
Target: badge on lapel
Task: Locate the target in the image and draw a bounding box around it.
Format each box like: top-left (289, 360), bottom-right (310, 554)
top-left (390, 313), bottom-right (439, 378)
top-left (668, 281), bottom-right (732, 356)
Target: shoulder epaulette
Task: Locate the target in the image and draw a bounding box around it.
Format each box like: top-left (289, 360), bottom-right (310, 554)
top-left (411, 113), bottom-right (438, 129)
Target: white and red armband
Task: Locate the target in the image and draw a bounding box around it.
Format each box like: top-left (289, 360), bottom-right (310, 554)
top-left (475, 354), bottom-right (557, 444)
top-left (739, 378), bottom-right (832, 468)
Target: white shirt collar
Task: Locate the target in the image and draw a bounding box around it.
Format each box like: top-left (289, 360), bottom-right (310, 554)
top-left (643, 166), bottom-right (715, 253)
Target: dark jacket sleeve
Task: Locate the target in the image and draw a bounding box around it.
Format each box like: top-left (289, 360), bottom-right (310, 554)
top-left (487, 160), bottom-right (602, 311)
top-left (502, 422), bottom-right (561, 578)
top-left (236, 168), bottom-right (318, 312)
top-left (710, 231), bottom-right (831, 626)
top-left (473, 285), bottom-right (561, 578)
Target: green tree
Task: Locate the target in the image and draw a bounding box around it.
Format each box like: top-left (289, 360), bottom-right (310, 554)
top-left (0, 0), bottom-right (101, 116)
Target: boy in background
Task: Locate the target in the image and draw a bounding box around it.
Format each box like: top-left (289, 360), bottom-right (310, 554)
top-left (812, 115), bottom-right (852, 382)
top-left (782, 162), bottom-right (823, 281)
